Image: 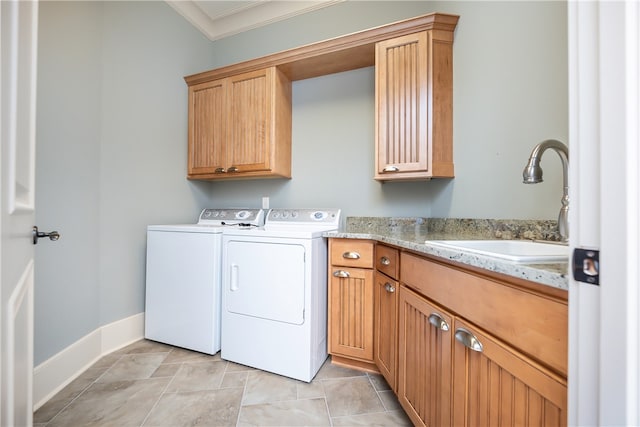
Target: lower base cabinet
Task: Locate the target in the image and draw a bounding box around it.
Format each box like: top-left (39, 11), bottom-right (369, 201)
top-left (398, 285), bottom-right (453, 427)
top-left (452, 318), bottom-right (567, 427)
top-left (398, 285), bottom-right (567, 427)
top-left (329, 240), bottom-right (568, 427)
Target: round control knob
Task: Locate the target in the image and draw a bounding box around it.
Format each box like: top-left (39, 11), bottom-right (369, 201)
top-left (236, 210), bottom-right (250, 219)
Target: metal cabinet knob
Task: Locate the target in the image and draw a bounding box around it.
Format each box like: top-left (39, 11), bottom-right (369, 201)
top-left (214, 167), bottom-right (226, 173)
top-left (428, 313), bottom-right (450, 331)
top-left (384, 282), bottom-right (396, 293)
top-left (455, 328), bottom-right (483, 352)
top-left (342, 251), bottom-right (360, 260)
top-left (228, 166), bottom-right (239, 173)
top-left (380, 256), bottom-right (391, 266)
top-left (32, 226), bottom-right (61, 245)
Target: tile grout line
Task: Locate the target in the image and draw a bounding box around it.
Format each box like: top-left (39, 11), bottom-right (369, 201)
top-left (138, 350), bottom-right (182, 427)
top-left (43, 352), bottom-right (127, 426)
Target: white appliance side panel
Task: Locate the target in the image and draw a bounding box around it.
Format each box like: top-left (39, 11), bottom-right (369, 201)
top-left (145, 230), bottom-right (221, 354)
top-left (309, 238), bottom-right (328, 373)
top-left (225, 240), bottom-right (305, 325)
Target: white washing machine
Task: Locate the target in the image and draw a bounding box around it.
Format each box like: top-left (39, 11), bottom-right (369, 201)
top-left (221, 208), bottom-right (341, 382)
top-left (144, 208), bottom-right (264, 354)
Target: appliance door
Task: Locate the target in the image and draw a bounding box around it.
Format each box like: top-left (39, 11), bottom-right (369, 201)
top-left (225, 239), bottom-right (305, 325)
top-left (145, 229), bottom-right (221, 354)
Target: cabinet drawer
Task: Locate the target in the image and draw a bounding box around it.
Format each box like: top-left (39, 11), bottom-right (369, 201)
top-left (401, 252), bottom-right (568, 376)
top-left (376, 244), bottom-right (399, 279)
top-left (330, 239), bottom-right (374, 268)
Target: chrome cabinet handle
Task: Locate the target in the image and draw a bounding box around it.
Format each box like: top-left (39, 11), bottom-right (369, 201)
top-left (214, 167), bottom-right (226, 173)
top-left (32, 226), bottom-right (61, 245)
top-left (342, 251), bottom-right (360, 259)
top-left (384, 282), bottom-right (396, 293)
top-left (333, 270), bottom-right (350, 278)
top-left (382, 165), bottom-right (400, 172)
top-left (455, 328), bottom-right (483, 352)
top-left (428, 313), bottom-right (450, 331)
top-left (380, 256), bottom-right (391, 266)
top-left (228, 166), bottom-right (239, 172)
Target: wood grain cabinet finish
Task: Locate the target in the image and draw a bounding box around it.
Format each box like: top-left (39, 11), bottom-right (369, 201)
top-left (398, 285), bottom-right (453, 427)
top-left (328, 239), bottom-right (376, 371)
top-left (187, 67), bottom-right (291, 180)
top-left (374, 245), bottom-right (400, 391)
top-left (452, 319), bottom-right (567, 427)
top-left (399, 252), bottom-right (568, 427)
top-left (375, 28), bottom-right (456, 181)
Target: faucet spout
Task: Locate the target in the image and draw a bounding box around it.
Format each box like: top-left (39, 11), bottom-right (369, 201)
top-left (522, 139), bottom-right (569, 242)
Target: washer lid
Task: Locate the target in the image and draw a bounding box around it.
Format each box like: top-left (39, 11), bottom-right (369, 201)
top-left (147, 224), bottom-right (225, 233)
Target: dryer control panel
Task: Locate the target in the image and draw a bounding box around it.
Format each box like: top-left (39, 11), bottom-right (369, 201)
top-left (265, 208), bottom-right (341, 227)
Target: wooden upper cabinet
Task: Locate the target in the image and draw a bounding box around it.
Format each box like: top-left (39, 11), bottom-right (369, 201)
top-left (187, 67), bottom-right (291, 180)
top-left (188, 79), bottom-right (226, 175)
top-left (375, 28), bottom-right (456, 181)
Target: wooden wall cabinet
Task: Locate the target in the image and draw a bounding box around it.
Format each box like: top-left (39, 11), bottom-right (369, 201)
top-left (187, 67), bottom-right (291, 180)
top-left (328, 239), bottom-right (377, 371)
top-left (185, 13), bottom-right (458, 182)
top-left (375, 28), bottom-right (455, 181)
top-left (399, 252), bottom-right (568, 427)
top-left (374, 244), bottom-right (399, 391)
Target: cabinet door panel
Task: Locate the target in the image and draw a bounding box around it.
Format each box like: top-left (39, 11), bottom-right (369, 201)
top-left (453, 319), bottom-right (567, 427)
top-left (376, 32), bottom-right (428, 176)
top-left (188, 80), bottom-right (226, 174)
top-left (398, 285), bottom-right (452, 427)
top-left (329, 267), bottom-right (374, 361)
top-left (227, 69), bottom-right (271, 172)
top-left (374, 272), bottom-right (398, 390)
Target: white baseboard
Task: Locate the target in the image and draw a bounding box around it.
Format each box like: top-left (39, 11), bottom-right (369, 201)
top-left (33, 312), bottom-right (144, 411)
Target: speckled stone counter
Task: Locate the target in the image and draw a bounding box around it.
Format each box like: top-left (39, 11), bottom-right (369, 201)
top-left (325, 217), bottom-right (569, 291)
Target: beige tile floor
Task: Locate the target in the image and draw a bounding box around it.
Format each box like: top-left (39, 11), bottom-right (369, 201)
top-left (34, 339), bottom-right (412, 426)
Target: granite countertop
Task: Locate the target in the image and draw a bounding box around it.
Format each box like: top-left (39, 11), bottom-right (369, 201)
top-left (325, 217), bottom-right (569, 291)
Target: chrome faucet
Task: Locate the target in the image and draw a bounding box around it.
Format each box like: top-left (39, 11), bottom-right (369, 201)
top-left (522, 139), bottom-right (569, 242)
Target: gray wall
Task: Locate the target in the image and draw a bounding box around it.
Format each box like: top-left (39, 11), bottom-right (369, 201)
top-left (35, 1), bottom-right (213, 364)
top-left (34, 1), bottom-right (567, 364)
top-left (205, 1), bottom-right (568, 219)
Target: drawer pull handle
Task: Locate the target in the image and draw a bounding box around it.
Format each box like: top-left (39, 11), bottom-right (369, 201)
top-left (428, 313), bottom-right (450, 331)
top-left (383, 166), bottom-right (400, 172)
top-left (455, 328), bottom-right (483, 352)
top-left (214, 167), bottom-right (226, 173)
top-left (384, 283), bottom-right (396, 293)
top-left (333, 270), bottom-right (350, 278)
top-left (380, 256), bottom-right (391, 266)
top-left (342, 251), bottom-right (360, 260)
top-left (228, 166), bottom-right (239, 173)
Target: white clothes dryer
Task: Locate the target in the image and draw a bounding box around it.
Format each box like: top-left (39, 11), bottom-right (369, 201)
top-left (221, 208), bottom-right (341, 382)
top-left (144, 208), bottom-right (264, 354)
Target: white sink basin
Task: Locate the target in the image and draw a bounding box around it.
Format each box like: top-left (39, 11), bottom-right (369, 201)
top-left (425, 240), bottom-right (569, 263)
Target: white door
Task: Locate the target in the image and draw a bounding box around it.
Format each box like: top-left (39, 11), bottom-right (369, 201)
top-left (568, 0), bottom-right (640, 425)
top-left (1, 1), bottom-right (39, 425)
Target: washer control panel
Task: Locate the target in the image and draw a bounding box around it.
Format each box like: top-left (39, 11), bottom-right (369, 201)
top-left (198, 209), bottom-right (265, 225)
top-left (266, 208), bottom-right (341, 226)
